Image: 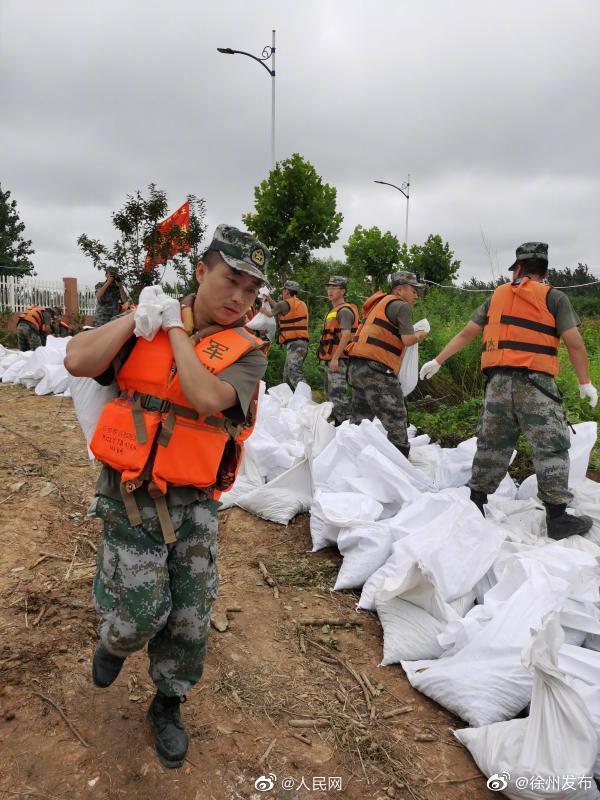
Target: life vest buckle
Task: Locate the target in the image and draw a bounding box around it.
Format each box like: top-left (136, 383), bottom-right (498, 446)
top-left (140, 394), bottom-right (171, 414)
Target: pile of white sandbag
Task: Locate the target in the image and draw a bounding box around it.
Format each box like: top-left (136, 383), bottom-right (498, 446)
top-left (0, 338), bottom-right (71, 395)
top-left (309, 415), bottom-right (600, 796)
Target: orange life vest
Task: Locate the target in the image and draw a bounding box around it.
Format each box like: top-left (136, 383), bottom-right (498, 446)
top-left (317, 303), bottom-right (359, 361)
top-left (346, 292), bottom-right (405, 374)
top-left (90, 326), bottom-right (265, 503)
top-left (481, 279), bottom-right (559, 376)
top-left (17, 305), bottom-right (47, 333)
top-left (277, 296), bottom-right (309, 344)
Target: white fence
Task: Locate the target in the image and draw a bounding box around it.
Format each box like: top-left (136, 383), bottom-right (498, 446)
top-left (0, 275), bottom-right (65, 313)
top-left (78, 285), bottom-right (97, 316)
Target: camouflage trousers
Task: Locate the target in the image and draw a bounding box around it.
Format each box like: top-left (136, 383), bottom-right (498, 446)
top-left (348, 358), bottom-right (409, 452)
top-left (16, 321), bottom-right (42, 351)
top-left (468, 370), bottom-right (572, 505)
top-left (91, 495), bottom-right (219, 697)
top-left (322, 362), bottom-right (350, 425)
top-left (283, 340), bottom-right (308, 390)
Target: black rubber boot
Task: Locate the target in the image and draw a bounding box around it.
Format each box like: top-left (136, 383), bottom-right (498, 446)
top-left (148, 692), bottom-right (189, 769)
top-left (544, 503), bottom-right (593, 540)
top-left (398, 445), bottom-right (410, 459)
top-left (92, 643), bottom-right (126, 688)
top-left (470, 489), bottom-right (488, 517)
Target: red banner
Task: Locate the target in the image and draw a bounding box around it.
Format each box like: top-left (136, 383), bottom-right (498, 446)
top-left (144, 201), bottom-right (191, 272)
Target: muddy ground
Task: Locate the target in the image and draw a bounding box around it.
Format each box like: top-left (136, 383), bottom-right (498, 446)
top-left (0, 384), bottom-right (500, 800)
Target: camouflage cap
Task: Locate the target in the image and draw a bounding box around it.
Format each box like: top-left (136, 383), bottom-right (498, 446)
top-left (283, 280), bottom-right (301, 292)
top-left (390, 270), bottom-right (426, 289)
top-left (509, 241), bottom-right (549, 271)
top-left (325, 275), bottom-right (348, 288)
top-left (204, 224), bottom-right (271, 288)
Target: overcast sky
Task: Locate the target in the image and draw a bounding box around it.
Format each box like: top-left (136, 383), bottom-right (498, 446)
top-left (2, 0), bottom-right (599, 288)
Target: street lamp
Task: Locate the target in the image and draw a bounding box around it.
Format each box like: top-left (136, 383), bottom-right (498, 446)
top-left (217, 30), bottom-right (276, 168)
top-left (374, 175), bottom-right (410, 245)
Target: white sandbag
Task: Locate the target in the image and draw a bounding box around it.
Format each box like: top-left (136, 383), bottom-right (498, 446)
top-left (288, 381), bottom-right (313, 412)
top-left (485, 497), bottom-right (546, 545)
top-left (245, 310), bottom-right (276, 341)
top-left (309, 497), bottom-right (340, 551)
top-left (398, 318), bottom-right (430, 396)
top-left (454, 614), bottom-right (600, 800)
top-left (572, 479), bottom-right (600, 547)
top-left (359, 490), bottom-right (505, 610)
top-left (237, 458), bottom-right (312, 524)
top-left (376, 562), bottom-right (475, 664)
top-left (69, 376), bottom-right (118, 456)
top-left (316, 490), bottom-right (383, 528)
top-left (34, 364), bottom-right (70, 395)
top-left (266, 382), bottom-right (294, 407)
top-left (334, 520), bottom-right (394, 590)
top-left (344, 445), bottom-right (423, 504)
top-left (403, 559), bottom-right (571, 727)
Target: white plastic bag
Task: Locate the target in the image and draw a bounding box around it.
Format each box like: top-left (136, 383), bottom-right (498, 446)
top-left (69, 376), bottom-right (118, 458)
top-left (245, 309), bottom-right (276, 341)
top-left (398, 318), bottom-right (430, 396)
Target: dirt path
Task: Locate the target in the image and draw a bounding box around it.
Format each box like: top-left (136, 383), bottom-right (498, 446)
top-left (0, 385), bottom-right (497, 800)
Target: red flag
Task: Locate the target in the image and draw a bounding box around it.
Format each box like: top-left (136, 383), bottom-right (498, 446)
top-left (144, 201), bottom-right (191, 272)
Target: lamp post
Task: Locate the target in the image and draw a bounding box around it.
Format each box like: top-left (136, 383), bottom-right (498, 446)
top-left (217, 30), bottom-right (276, 168)
top-left (374, 175), bottom-right (410, 245)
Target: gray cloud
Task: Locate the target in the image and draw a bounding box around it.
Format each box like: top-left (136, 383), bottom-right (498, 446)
top-left (2, 0), bottom-right (599, 287)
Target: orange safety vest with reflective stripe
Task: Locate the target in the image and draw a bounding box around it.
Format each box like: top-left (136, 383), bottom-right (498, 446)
top-left (317, 303), bottom-right (359, 361)
top-left (346, 292), bottom-right (405, 374)
top-left (277, 296), bottom-right (309, 344)
top-left (481, 279), bottom-right (559, 376)
top-left (90, 327), bottom-right (265, 498)
top-left (17, 305), bottom-right (47, 333)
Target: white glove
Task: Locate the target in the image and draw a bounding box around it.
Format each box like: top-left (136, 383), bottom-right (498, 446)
top-left (579, 383), bottom-right (598, 408)
top-left (161, 297), bottom-right (185, 331)
top-left (133, 286), bottom-right (170, 341)
top-left (419, 359), bottom-right (442, 381)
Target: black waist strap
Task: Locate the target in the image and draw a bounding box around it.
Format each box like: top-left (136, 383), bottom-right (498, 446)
top-left (484, 314), bottom-right (559, 337)
top-left (498, 341), bottom-right (558, 357)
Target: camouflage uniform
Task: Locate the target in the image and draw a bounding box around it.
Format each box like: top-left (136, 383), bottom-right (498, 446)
top-left (16, 320), bottom-right (43, 351)
top-left (468, 369), bottom-right (572, 505)
top-left (349, 358), bottom-right (409, 452)
top-left (92, 495), bottom-right (218, 696)
top-left (283, 340), bottom-right (308, 390)
top-left (323, 365), bottom-right (350, 424)
top-left (88, 224), bottom-right (270, 703)
top-left (93, 281), bottom-right (122, 327)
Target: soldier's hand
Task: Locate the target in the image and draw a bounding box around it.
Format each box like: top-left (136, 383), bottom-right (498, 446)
top-left (162, 297), bottom-right (185, 331)
top-left (579, 383), bottom-right (598, 408)
top-left (419, 359), bottom-right (441, 381)
top-left (329, 357), bottom-right (339, 373)
top-left (416, 330), bottom-right (428, 343)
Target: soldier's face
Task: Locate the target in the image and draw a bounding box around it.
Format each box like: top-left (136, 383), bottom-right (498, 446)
top-left (327, 286), bottom-right (344, 305)
top-left (394, 284), bottom-right (418, 304)
top-left (196, 259), bottom-right (261, 325)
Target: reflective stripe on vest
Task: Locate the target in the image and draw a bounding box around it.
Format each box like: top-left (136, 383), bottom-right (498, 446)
top-left (346, 293), bottom-right (405, 373)
top-left (277, 296), bottom-right (309, 344)
top-left (90, 326), bottom-right (265, 498)
top-left (317, 303), bottom-right (359, 361)
top-left (481, 279), bottom-right (560, 376)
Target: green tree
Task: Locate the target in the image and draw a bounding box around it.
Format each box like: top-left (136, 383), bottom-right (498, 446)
top-left (399, 234), bottom-right (461, 285)
top-left (343, 225), bottom-right (401, 290)
top-left (77, 184), bottom-right (207, 299)
top-left (242, 153), bottom-right (343, 281)
top-left (0, 184), bottom-right (35, 276)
